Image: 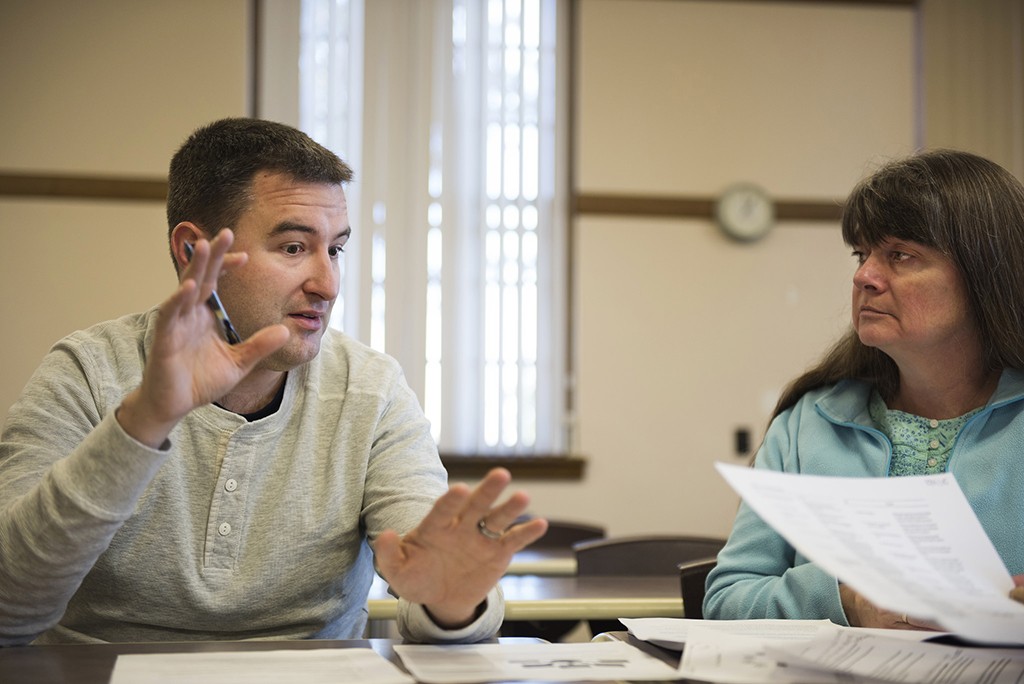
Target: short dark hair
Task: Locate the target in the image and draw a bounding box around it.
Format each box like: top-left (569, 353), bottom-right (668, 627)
top-left (166, 118), bottom-right (353, 241)
top-left (773, 149), bottom-right (1024, 418)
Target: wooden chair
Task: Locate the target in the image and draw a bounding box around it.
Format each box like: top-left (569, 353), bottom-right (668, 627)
top-left (573, 534), bottom-right (725, 575)
top-left (572, 535), bottom-right (725, 635)
top-left (678, 557), bottom-right (718, 619)
top-left (499, 518), bottom-right (606, 641)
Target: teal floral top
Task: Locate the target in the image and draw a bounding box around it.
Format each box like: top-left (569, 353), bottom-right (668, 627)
top-left (868, 391), bottom-right (982, 476)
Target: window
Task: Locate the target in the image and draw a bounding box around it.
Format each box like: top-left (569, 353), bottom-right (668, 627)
top-left (298, 0), bottom-right (569, 456)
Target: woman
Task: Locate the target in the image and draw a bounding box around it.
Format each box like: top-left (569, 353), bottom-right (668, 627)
top-left (704, 149), bottom-right (1024, 629)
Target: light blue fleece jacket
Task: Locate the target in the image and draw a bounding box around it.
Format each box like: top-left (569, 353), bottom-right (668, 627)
top-left (0, 308), bottom-right (502, 645)
top-left (704, 369), bottom-right (1024, 623)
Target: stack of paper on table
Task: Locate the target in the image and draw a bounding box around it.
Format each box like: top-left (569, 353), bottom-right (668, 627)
top-left (111, 642), bottom-right (685, 684)
top-left (623, 617), bottom-right (1024, 684)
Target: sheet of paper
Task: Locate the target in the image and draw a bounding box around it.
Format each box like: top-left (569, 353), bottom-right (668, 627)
top-left (394, 641), bottom-right (680, 683)
top-left (715, 463), bottom-right (1024, 645)
top-left (679, 622), bottom-right (864, 684)
top-left (770, 623), bottom-right (1024, 684)
top-left (620, 617), bottom-right (835, 650)
top-left (109, 648), bottom-right (415, 684)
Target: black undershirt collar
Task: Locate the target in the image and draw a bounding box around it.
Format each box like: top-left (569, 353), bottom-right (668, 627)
top-left (216, 380), bottom-right (287, 422)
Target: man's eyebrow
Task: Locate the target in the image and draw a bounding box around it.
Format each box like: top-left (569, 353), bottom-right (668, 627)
top-left (268, 223), bottom-right (352, 241)
top-left (268, 222), bottom-right (315, 238)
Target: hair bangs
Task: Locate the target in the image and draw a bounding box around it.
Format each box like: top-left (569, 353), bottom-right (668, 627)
top-left (841, 170), bottom-right (944, 250)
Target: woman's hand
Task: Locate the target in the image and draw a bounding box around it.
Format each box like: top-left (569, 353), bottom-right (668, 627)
top-left (1010, 575), bottom-right (1024, 604)
top-left (839, 584), bottom-right (943, 631)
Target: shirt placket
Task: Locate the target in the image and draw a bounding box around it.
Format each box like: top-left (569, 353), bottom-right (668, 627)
top-left (204, 430), bottom-right (255, 570)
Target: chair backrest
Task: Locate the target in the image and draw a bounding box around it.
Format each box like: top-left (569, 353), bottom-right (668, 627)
top-left (533, 519), bottom-right (606, 548)
top-left (572, 535), bottom-right (726, 577)
top-left (678, 557), bottom-right (718, 619)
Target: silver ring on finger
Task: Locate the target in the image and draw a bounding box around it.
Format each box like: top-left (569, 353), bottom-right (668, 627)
top-left (477, 518), bottom-right (503, 540)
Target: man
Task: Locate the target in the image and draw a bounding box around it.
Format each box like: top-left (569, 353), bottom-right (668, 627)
top-left (0, 118), bottom-right (546, 645)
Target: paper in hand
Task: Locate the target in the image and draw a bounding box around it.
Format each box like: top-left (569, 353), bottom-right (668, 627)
top-left (715, 463), bottom-right (1024, 645)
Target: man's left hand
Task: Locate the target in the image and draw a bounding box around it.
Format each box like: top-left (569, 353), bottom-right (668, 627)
top-left (373, 468), bottom-right (548, 628)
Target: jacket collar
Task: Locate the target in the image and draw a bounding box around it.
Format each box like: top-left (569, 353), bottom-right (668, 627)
top-left (815, 368), bottom-right (1024, 426)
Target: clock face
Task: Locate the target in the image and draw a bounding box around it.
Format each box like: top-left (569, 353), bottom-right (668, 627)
top-left (715, 184), bottom-right (775, 242)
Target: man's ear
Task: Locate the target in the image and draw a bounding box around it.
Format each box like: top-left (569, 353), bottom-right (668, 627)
top-left (170, 222), bottom-right (207, 275)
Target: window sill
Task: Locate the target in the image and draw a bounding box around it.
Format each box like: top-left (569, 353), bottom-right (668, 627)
top-left (440, 454), bottom-right (586, 481)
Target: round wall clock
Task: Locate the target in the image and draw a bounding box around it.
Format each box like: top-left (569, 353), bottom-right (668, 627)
top-left (714, 183), bottom-right (775, 242)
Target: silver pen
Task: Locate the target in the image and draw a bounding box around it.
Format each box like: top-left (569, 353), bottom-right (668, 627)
top-left (183, 241), bottom-right (242, 345)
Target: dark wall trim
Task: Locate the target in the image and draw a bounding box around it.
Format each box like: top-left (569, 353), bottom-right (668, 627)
top-left (655, 0), bottom-right (916, 5)
top-left (0, 173), bottom-right (167, 202)
top-left (249, 0), bottom-right (261, 118)
top-left (0, 178), bottom-right (845, 223)
top-left (574, 193), bottom-right (843, 222)
top-left (442, 454), bottom-right (586, 481)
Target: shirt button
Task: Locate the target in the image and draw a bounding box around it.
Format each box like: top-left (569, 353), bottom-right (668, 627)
top-left (218, 522), bottom-right (232, 536)
top-left (929, 439), bottom-right (940, 449)
top-left (927, 458), bottom-right (938, 467)
top-left (929, 419), bottom-right (939, 428)
top-left (225, 478), bottom-right (238, 492)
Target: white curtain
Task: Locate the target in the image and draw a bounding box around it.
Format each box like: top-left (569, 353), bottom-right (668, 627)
top-left (299, 0), bottom-right (568, 455)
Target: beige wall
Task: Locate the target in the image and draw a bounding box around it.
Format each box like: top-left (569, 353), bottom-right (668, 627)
top-left (523, 0), bottom-right (1023, 538)
top-left (920, 0), bottom-right (1024, 177)
top-left (524, 0), bottom-right (916, 536)
top-left (1, 0), bottom-right (1021, 540)
top-left (575, 1), bottom-right (916, 196)
top-left (0, 0), bottom-right (250, 175)
top-left (0, 0), bottom-right (250, 412)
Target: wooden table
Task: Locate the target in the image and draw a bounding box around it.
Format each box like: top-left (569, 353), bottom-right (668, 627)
top-left (0, 636), bottom-right (689, 684)
top-left (369, 574), bottom-right (684, 621)
top-left (507, 547), bottom-right (577, 576)
top-left (0, 638), bottom-right (399, 684)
